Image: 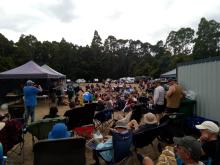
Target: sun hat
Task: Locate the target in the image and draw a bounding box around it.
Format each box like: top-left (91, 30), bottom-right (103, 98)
top-left (1, 103), bottom-right (8, 111)
top-left (142, 113), bottom-right (158, 124)
top-left (48, 123), bottom-right (71, 139)
top-left (0, 122), bottom-right (5, 131)
top-left (173, 136), bottom-right (202, 161)
top-left (115, 120), bottom-right (128, 129)
top-left (26, 80), bottom-right (34, 85)
top-left (195, 121), bottom-right (219, 133)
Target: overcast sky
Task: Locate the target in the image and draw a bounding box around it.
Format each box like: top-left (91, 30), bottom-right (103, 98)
top-left (1, 0), bottom-right (220, 46)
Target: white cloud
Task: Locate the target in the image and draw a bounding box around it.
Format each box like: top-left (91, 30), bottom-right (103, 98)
top-left (0, 0), bottom-right (220, 46)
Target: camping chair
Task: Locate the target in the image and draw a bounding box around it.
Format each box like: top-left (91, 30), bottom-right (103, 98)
top-left (8, 103), bottom-right (25, 119)
top-left (133, 124), bottom-right (159, 149)
top-left (64, 106), bottom-right (95, 130)
top-left (33, 137), bottom-right (86, 165)
top-left (88, 130), bottom-right (133, 165)
top-left (27, 117), bottom-right (67, 147)
top-left (93, 109), bottom-right (114, 131)
top-left (0, 118), bottom-right (25, 163)
top-left (157, 113), bottom-right (185, 144)
top-left (130, 104), bottom-right (148, 124)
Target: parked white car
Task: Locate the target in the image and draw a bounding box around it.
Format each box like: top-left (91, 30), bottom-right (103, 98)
top-left (76, 79), bottom-right (86, 83)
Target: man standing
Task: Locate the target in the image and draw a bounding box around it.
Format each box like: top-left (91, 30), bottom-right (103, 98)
top-left (23, 80), bottom-right (42, 124)
top-left (153, 80), bottom-right (165, 114)
top-left (165, 79), bottom-right (184, 113)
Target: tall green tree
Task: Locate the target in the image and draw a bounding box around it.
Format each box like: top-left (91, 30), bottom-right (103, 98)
top-left (165, 27), bottom-right (194, 55)
top-left (193, 18), bottom-right (220, 59)
top-left (91, 30), bottom-right (102, 49)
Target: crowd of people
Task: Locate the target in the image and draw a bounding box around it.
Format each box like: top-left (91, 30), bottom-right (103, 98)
top-left (1, 78), bottom-right (220, 165)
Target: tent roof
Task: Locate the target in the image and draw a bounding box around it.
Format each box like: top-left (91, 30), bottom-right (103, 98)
top-left (41, 64), bottom-right (66, 78)
top-left (0, 61), bottom-right (60, 79)
top-left (161, 69), bottom-right (176, 78)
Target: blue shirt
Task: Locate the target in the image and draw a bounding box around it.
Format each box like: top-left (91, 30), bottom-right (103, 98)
top-left (23, 86), bottom-right (41, 107)
top-left (96, 138), bottom-right (113, 162)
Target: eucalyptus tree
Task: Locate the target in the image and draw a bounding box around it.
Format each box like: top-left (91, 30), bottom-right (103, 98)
top-left (193, 17), bottom-right (220, 59)
top-left (165, 27), bottom-right (195, 56)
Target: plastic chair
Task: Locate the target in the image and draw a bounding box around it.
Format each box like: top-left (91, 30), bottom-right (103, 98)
top-left (33, 137), bottom-right (86, 165)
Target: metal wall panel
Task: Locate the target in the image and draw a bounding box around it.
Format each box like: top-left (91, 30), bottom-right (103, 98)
top-left (178, 60), bottom-right (220, 123)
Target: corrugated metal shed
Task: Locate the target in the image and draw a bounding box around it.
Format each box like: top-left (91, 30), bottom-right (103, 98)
top-left (177, 56), bottom-right (220, 123)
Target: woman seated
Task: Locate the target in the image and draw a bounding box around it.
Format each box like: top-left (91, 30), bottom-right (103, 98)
top-left (43, 106), bottom-right (59, 119)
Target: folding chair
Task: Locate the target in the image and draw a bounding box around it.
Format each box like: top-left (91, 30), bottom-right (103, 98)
top-left (64, 106), bottom-right (95, 130)
top-left (27, 117), bottom-right (67, 147)
top-left (33, 137), bottom-right (86, 165)
top-left (133, 124), bottom-right (159, 148)
top-left (8, 103), bottom-right (25, 119)
top-left (130, 104), bottom-right (148, 123)
top-left (0, 118), bottom-right (25, 163)
top-left (88, 130), bottom-right (133, 165)
top-left (157, 113), bottom-right (185, 144)
top-left (93, 109), bottom-right (114, 131)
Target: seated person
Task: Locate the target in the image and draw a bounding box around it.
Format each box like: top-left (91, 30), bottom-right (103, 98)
top-left (140, 136), bottom-right (203, 165)
top-left (173, 136), bottom-right (203, 165)
top-left (92, 120), bottom-right (129, 162)
top-left (43, 106), bottom-right (59, 119)
top-left (48, 123), bottom-right (71, 139)
top-left (196, 121), bottom-right (220, 164)
top-left (129, 112), bottom-right (158, 131)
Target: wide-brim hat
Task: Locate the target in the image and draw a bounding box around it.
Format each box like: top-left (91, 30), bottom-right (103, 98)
top-left (0, 122), bottom-right (5, 131)
top-left (142, 113), bottom-right (158, 124)
top-left (48, 123), bottom-right (71, 139)
top-left (115, 120), bottom-right (128, 129)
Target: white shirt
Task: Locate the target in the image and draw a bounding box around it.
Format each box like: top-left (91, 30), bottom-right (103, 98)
top-left (153, 85), bottom-right (165, 105)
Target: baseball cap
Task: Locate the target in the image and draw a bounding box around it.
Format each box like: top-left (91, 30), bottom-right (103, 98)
top-left (195, 121), bottom-right (219, 133)
top-left (173, 136), bottom-right (202, 161)
top-left (26, 80), bottom-right (34, 85)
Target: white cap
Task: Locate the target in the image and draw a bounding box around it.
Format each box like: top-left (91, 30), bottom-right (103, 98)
top-left (196, 121), bottom-right (219, 133)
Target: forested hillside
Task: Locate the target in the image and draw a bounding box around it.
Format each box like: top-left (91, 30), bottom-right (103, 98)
top-left (0, 17), bottom-right (220, 80)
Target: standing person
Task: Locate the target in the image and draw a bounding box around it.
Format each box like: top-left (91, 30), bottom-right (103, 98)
top-left (23, 80), bottom-right (42, 124)
top-left (48, 81), bottom-right (57, 106)
top-left (165, 79), bottom-right (184, 113)
top-left (153, 80), bottom-right (165, 116)
top-left (67, 83), bottom-right (75, 102)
